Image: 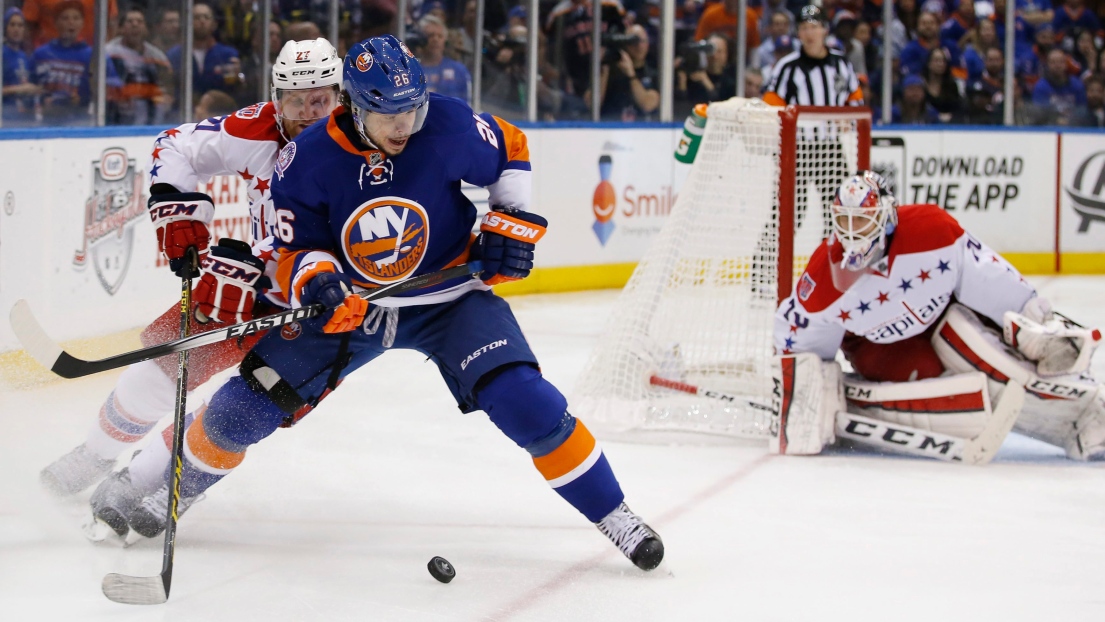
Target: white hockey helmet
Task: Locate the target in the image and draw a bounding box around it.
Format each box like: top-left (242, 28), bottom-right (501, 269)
top-left (271, 38), bottom-right (343, 135)
top-left (830, 170), bottom-right (898, 272)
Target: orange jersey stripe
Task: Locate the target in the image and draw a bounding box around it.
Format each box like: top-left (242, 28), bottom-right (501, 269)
top-left (185, 408), bottom-right (246, 470)
top-left (532, 421), bottom-right (597, 481)
top-left (491, 115), bottom-right (531, 164)
top-left (275, 249), bottom-right (313, 296)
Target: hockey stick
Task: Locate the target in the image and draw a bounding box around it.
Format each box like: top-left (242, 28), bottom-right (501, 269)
top-left (102, 250), bottom-right (198, 605)
top-left (648, 375), bottom-right (774, 412)
top-left (10, 261), bottom-right (483, 380)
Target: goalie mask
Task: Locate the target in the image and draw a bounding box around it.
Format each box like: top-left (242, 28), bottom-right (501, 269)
top-left (831, 171), bottom-right (898, 273)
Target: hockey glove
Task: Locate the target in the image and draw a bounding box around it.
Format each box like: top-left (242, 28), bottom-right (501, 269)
top-left (193, 239), bottom-right (272, 324)
top-left (301, 271), bottom-right (369, 334)
top-left (470, 206), bottom-right (548, 286)
top-left (148, 191), bottom-right (216, 277)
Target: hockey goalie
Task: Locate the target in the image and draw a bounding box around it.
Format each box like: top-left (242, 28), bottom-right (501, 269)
top-left (774, 171), bottom-right (1103, 464)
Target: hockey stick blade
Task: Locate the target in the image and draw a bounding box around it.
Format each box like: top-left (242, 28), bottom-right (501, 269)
top-left (9, 261), bottom-right (483, 379)
top-left (648, 375), bottom-right (773, 412)
top-left (102, 572), bottom-right (168, 605)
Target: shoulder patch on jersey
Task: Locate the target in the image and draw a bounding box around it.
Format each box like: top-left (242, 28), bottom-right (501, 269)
top-left (222, 101), bottom-right (282, 143)
top-left (887, 204), bottom-right (965, 260)
top-left (235, 103), bottom-right (266, 119)
top-left (795, 241), bottom-right (845, 313)
top-left (797, 273), bottom-right (816, 301)
top-left (275, 142), bottom-right (296, 180)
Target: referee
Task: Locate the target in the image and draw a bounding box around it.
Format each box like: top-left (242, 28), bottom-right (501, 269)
top-left (762, 4), bottom-right (864, 242)
top-left (763, 5), bottom-right (864, 107)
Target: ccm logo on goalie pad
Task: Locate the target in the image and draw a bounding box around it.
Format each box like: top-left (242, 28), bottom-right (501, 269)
top-left (839, 416), bottom-right (964, 459)
top-left (481, 213), bottom-right (546, 242)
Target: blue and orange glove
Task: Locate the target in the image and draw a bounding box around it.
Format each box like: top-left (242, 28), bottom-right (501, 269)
top-left (300, 271), bottom-right (368, 334)
top-left (470, 206), bottom-right (548, 286)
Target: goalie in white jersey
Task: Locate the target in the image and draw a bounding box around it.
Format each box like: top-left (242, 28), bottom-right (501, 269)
top-left (39, 39), bottom-right (342, 511)
top-left (774, 171), bottom-right (1104, 464)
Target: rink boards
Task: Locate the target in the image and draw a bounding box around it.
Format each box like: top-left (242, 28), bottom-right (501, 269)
top-left (0, 124), bottom-right (1102, 353)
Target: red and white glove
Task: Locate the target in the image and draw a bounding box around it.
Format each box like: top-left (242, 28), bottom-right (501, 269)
top-left (193, 239), bottom-right (271, 324)
top-left (148, 191), bottom-right (216, 277)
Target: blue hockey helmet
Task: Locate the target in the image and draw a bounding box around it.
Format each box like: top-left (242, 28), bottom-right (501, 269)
top-left (343, 35), bottom-right (429, 143)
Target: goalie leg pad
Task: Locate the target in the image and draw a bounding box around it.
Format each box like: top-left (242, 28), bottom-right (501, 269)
top-left (771, 352), bottom-right (843, 455)
top-left (838, 373), bottom-right (1023, 464)
top-left (844, 373), bottom-right (994, 440)
top-left (933, 302), bottom-right (1104, 458)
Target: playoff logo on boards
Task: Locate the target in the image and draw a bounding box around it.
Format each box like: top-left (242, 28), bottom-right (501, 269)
top-left (73, 147), bottom-right (147, 295)
top-left (1066, 150), bottom-right (1105, 233)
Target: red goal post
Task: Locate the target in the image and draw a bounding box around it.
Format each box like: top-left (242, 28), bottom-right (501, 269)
top-left (777, 106), bottom-right (872, 305)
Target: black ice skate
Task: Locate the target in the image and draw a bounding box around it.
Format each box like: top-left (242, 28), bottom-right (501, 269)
top-left (40, 443), bottom-right (115, 496)
top-left (596, 502), bottom-right (664, 571)
top-left (88, 468), bottom-right (143, 540)
top-left (128, 484), bottom-right (203, 539)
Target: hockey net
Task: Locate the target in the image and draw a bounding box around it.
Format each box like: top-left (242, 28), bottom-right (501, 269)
top-left (574, 98), bottom-right (870, 443)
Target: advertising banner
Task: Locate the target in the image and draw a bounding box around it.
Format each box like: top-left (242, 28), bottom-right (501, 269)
top-left (1058, 132), bottom-right (1105, 269)
top-left (872, 130), bottom-right (1057, 260)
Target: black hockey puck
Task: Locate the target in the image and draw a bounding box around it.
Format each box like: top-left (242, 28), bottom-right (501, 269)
top-left (427, 556), bottom-right (455, 583)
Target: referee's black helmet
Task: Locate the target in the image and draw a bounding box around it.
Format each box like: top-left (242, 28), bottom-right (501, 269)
top-left (798, 5), bottom-right (828, 25)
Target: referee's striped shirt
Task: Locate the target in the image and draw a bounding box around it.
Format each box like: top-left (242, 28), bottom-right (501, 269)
top-left (763, 48), bottom-right (863, 107)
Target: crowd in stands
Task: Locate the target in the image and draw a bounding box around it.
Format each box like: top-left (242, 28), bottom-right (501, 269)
top-left (2, 0), bottom-right (1104, 126)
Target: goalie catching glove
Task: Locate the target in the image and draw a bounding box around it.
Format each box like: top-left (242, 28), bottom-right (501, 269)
top-left (193, 239), bottom-right (271, 324)
top-left (1004, 300), bottom-right (1102, 377)
top-left (147, 188), bottom-right (215, 277)
top-left (469, 205), bottom-right (547, 285)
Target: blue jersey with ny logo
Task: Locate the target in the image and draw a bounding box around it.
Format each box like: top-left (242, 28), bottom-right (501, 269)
top-left (270, 93), bottom-right (532, 307)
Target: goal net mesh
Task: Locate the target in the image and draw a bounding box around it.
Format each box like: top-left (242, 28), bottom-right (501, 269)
top-left (573, 98), bottom-right (863, 442)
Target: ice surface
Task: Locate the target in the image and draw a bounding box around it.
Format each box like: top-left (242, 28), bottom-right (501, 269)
top-left (2, 277), bottom-right (1104, 621)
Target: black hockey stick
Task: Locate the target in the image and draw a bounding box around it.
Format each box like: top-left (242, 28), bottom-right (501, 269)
top-left (102, 249), bottom-right (198, 605)
top-left (10, 261), bottom-right (483, 380)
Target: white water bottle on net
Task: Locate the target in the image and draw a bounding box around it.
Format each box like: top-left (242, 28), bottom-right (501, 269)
top-left (574, 98), bottom-right (871, 443)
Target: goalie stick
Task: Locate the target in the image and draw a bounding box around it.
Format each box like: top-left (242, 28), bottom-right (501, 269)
top-left (10, 261), bottom-right (483, 380)
top-left (651, 375), bottom-right (1024, 464)
top-left (648, 375), bottom-right (774, 412)
top-left (101, 250), bottom-right (197, 605)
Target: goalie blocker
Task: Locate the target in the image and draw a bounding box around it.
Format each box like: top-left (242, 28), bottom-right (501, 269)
top-left (773, 303), bottom-right (1105, 462)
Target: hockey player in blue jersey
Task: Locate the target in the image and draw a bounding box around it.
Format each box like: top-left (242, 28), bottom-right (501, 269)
top-left (111, 35), bottom-right (665, 571)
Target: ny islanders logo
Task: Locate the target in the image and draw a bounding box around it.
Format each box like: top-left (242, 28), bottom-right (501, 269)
top-left (342, 197), bottom-right (429, 284)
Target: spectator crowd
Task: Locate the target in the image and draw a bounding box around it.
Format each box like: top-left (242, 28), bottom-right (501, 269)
top-left (2, 0), bottom-right (1105, 126)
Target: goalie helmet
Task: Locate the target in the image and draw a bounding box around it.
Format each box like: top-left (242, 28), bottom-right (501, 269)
top-left (342, 35), bottom-right (429, 146)
top-left (270, 38), bottom-right (342, 139)
top-left (831, 170), bottom-right (898, 272)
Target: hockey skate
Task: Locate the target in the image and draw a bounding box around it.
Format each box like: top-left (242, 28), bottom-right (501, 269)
top-left (86, 468), bottom-right (143, 541)
top-left (40, 443), bottom-right (115, 496)
top-left (596, 502), bottom-right (664, 571)
top-left (127, 484), bottom-right (204, 539)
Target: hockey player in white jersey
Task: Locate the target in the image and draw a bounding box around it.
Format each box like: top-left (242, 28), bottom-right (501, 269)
top-left (40, 39), bottom-right (342, 513)
top-left (773, 171), bottom-right (1103, 463)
